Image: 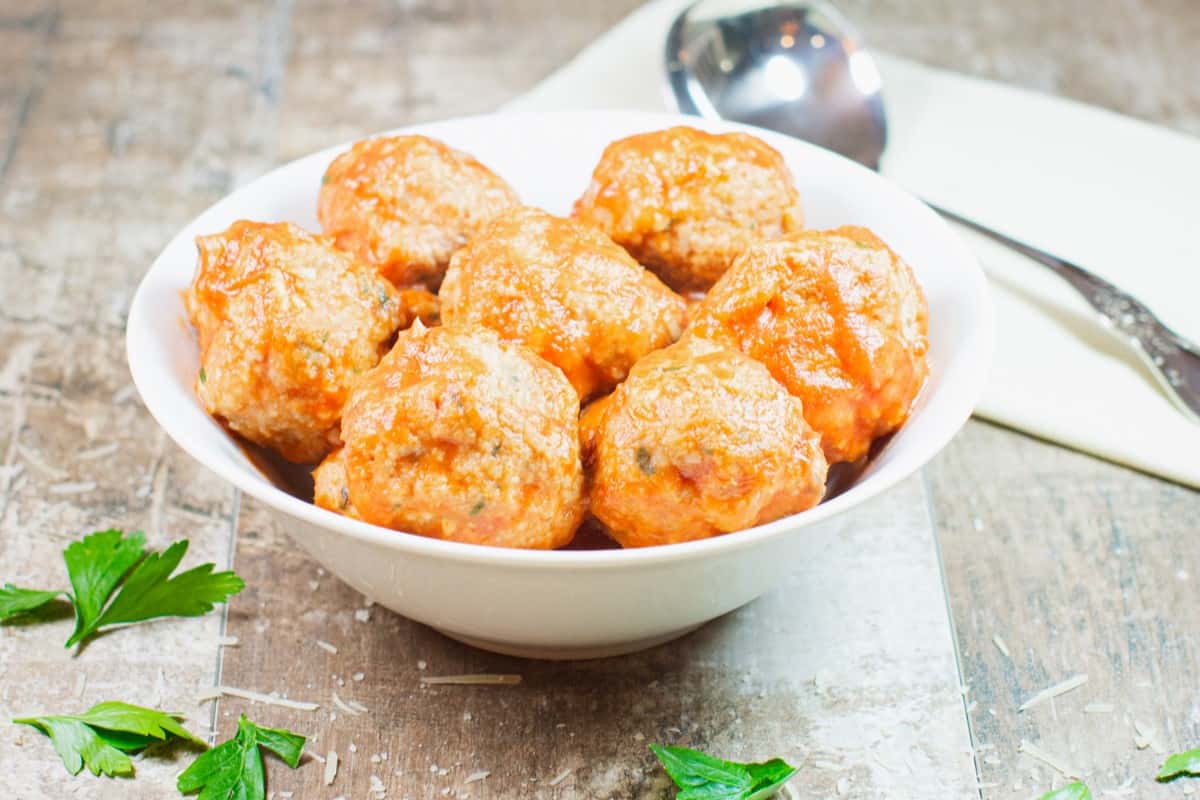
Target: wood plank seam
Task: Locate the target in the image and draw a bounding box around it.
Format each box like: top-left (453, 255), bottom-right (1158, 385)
top-left (922, 466), bottom-right (987, 799)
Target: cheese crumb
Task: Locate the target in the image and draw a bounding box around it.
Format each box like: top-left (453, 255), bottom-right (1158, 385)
top-left (1018, 674), bottom-right (1088, 712)
top-left (992, 635), bottom-right (1010, 659)
top-left (324, 750), bottom-right (339, 785)
top-left (420, 674), bottom-right (521, 686)
top-left (1018, 739), bottom-right (1081, 779)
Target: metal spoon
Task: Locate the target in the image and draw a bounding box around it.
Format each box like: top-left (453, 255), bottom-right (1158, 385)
top-left (666, 0), bottom-right (1200, 424)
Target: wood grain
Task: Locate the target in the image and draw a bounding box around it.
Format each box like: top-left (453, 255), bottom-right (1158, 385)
top-left (929, 420), bottom-right (1200, 797)
top-left (0, 1), bottom-right (281, 796)
top-left (220, 476), bottom-right (976, 798)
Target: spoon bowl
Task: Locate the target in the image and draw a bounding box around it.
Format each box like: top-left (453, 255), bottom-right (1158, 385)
top-left (667, 0), bottom-right (886, 168)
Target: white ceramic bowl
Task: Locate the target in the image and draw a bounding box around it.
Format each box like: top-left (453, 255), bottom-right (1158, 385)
top-left (126, 110), bottom-right (992, 660)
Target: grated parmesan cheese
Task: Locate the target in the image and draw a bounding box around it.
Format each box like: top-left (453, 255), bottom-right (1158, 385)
top-left (548, 769), bottom-right (572, 786)
top-left (1018, 674), bottom-right (1088, 712)
top-left (1018, 739), bottom-right (1081, 779)
top-left (77, 442), bottom-right (119, 461)
top-left (463, 771), bottom-right (490, 784)
top-left (332, 691), bottom-right (363, 715)
top-left (48, 481), bottom-right (96, 495)
top-left (421, 674), bottom-right (522, 686)
top-left (992, 635), bottom-right (1011, 659)
top-left (196, 685), bottom-right (319, 711)
top-left (315, 640), bottom-right (338, 654)
top-left (217, 636), bottom-right (239, 647)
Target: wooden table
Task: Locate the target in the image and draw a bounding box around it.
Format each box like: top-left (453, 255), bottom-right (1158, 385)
top-left (2, 1), bottom-right (1198, 798)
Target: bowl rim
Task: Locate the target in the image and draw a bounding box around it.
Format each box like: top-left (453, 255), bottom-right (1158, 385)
top-left (125, 108), bottom-right (995, 571)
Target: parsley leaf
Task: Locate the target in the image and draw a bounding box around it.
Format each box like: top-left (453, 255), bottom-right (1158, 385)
top-left (0, 584), bottom-right (64, 621)
top-left (178, 715), bottom-right (306, 799)
top-left (1158, 748), bottom-right (1200, 781)
top-left (91, 540), bottom-right (245, 632)
top-left (41, 529), bottom-right (245, 648)
top-left (1038, 781), bottom-right (1092, 799)
top-left (650, 744), bottom-right (798, 800)
top-left (63, 529), bottom-right (147, 647)
top-left (14, 701), bottom-right (202, 777)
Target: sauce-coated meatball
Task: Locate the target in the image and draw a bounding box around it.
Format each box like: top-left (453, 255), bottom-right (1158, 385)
top-left (312, 447), bottom-right (361, 521)
top-left (572, 126), bottom-right (803, 292)
top-left (583, 335), bottom-right (827, 548)
top-left (186, 220), bottom-right (403, 463)
top-left (318, 322), bottom-right (585, 549)
top-left (689, 226), bottom-right (929, 464)
top-left (440, 206), bottom-right (687, 400)
top-left (318, 135), bottom-right (518, 290)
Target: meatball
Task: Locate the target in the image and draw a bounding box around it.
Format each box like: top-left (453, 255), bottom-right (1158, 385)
top-left (689, 226), bottom-right (929, 464)
top-left (572, 126), bottom-right (804, 292)
top-left (319, 321), bottom-right (585, 549)
top-left (583, 335), bottom-right (827, 548)
top-left (318, 135), bottom-right (519, 290)
top-left (185, 220), bottom-right (403, 463)
top-left (440, 206), bottom-right (687, 400)
top-left (312, 447), bottom-right (361, 521)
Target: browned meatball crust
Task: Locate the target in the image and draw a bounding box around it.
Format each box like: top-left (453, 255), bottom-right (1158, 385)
top-left (583, 335), bottom-right (828, 548)
top-left (185, 220), bottom-right (403, 463)
top-left (572, 126), bottom-right (804, 292)
top-left (318, 135), bottom-right (519, 289)
top-left (689, 226), bottom-right (929, 464)
top-left (440, 206), bottom-right (687, 400)
top-left (317, 322), bottom-right (585, 549)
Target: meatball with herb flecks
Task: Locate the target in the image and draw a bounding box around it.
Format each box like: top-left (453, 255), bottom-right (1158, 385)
top-left (185, 220), bottom-right (403, 464)
top-left (572, 126), bottom-right (804, 292)
top-left (440, 206), bottom-right (687, 401)
top-left (583, 335), bottom-right (827, 548)
top-left (317, 321), bottom-right (585, 549)
top-left (689, 226), bottom-right (929, 464)
top-left (318, 135), bottom-right (519, 290)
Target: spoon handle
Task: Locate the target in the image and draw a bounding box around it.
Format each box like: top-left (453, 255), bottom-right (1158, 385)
top-left (930, 203), bottom-right (1200, 425)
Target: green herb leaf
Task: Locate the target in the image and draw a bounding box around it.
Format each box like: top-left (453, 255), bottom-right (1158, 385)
top-left (650, 744), bottom-right (798, 800)
top-left (178, 715), bottom-right (306, 799)
top-left (1158, 748), bottom-right (1200, 781)
top-left (251, 723), bottom-right (306, 768)
top-left (58, 532), bottom-right (243, 648)
top-left (71, 701), bottom-right (204, 746)
top-left (14, 701), bottom-right (200, 778)
top-left (0, 584), bottom-right (63, 621)
top-left (744, 759), bottom-right (800, 799)
top-left (92, 540), bottom-right (244, 631)
top-left (63, 529), bottom-right (146, 647)
top-left (1037, 781), bottom-right (1092, 799)
top-left (16, 717), bottom-right (134, 777)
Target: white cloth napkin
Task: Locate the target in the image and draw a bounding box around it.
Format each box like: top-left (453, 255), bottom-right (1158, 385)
top-left (506, 0), bottom-right (1200, 488)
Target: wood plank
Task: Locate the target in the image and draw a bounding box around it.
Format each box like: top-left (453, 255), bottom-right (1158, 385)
top-left (0, 0), bottom-right (288, 796)
top-left (221, 477), bottom-right (976, 798)
top-left (836, 0), bottom-right (1200, 137)
top-left (930, 420), bottom-right (1200, 798)
top-left (843, 0), bottom-right (1200, 797)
